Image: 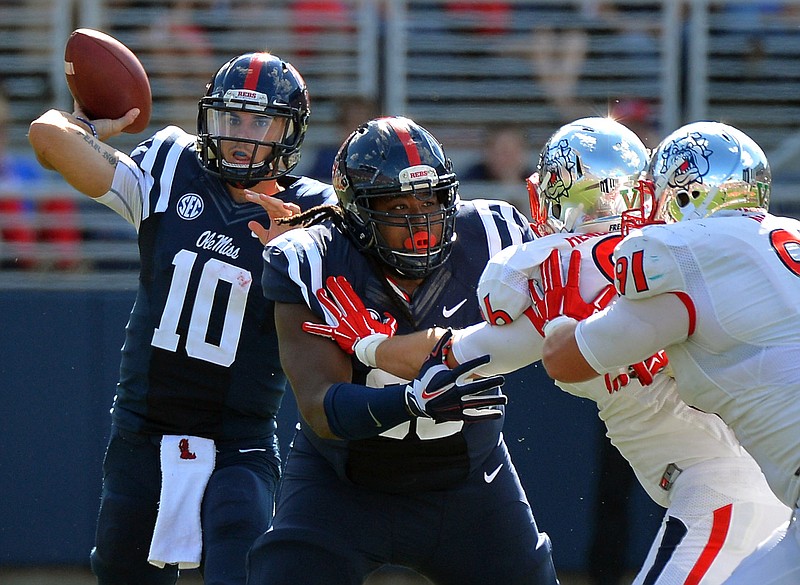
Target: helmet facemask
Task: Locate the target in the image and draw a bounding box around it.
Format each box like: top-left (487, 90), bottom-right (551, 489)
top-left (353, 178), bottom-right (458, 279)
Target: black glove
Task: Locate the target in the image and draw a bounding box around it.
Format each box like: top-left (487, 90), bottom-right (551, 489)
top-left (404, 330), bottom-right (507, 422)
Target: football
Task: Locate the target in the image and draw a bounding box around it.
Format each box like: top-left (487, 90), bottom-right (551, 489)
top-left (64, 28), bottom-right (152, 134)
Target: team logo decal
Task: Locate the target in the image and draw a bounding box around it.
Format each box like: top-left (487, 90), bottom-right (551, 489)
top-left (541, 138), bottom-right (576, 204)
top-left (177, 193), bottom-right (204, 220)
top-left (399, 165), bottom-right (439, 191)
top-left (658, 132), bottom-right (711, 189)
top-left (178, 438), bottom-right (197, 460)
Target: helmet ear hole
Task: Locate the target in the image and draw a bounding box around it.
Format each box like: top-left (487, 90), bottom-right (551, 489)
top-left (676, 190), bottom-right (691, 207)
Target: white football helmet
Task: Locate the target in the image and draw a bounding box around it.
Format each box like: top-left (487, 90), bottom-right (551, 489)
top-left (648, 121), bottom-right (771, 223)
top-left (529, 117), bottom-right (649, 235)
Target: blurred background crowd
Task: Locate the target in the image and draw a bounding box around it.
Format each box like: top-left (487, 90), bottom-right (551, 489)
top-left (2, 0), bottom-right (800, 282)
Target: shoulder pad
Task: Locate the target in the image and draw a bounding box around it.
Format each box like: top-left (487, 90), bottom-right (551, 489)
top-left (614, 227), bottom-right (687, 299)
top-left (478, 236), bottom-right (566, 324)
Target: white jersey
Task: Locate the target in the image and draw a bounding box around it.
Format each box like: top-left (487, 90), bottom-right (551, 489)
top-left (590, 211), bottom-right (800, 510)
top-left (475, 228), bottom-right (790, 583)
top-left (477, 231), bottom-right (763, 507)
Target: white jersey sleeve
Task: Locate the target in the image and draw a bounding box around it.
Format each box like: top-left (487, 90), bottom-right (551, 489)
top-left (94, 151), bottom-right (146, 230)
top-left (477, 232), bottom-right (621, 324)
top-left (613, 227), bottom-right (689, 299)
top-left (476, 239), bottom-right (553, 324)
top-left (451, 317), bottom-right (543, 376)
top-left (575, 293), bottom-right (690, 374)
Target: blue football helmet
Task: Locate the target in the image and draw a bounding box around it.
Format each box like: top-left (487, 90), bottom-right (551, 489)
top-left (333, 116), bottom-right (459, 279)
top-left (197, 52), bottom-right (309, 188)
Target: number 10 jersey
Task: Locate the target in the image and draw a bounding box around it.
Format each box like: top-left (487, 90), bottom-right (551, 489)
top-left (95, 125), bottom-right (334, 441)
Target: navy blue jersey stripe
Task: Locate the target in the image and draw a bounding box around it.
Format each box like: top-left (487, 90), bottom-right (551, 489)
top-left (642, 516), bottom-right (687, 585)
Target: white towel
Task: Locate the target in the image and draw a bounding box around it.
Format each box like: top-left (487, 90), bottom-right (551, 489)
top-left (148, 435), bottom-right (215, 569)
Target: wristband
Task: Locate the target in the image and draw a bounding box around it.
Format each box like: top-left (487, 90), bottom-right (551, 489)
top-left (75, 116), bottom-right (98, 138)
top-left (542, 315), bottom-right (578, 338)
top-left (353, 333), bottom-right (389, 368)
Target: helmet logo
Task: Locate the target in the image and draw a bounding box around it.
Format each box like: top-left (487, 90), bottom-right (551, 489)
top-left (399, 165), bottom-right (438, 191)
top-left (542, 138), bottom-right (576, 202)
top-left (658, 132), bottom-right (711, 189)
top-left (224, 88), bottom-right (269, 106)
top-left (333, 162), bottom-right (349, 193)
top-left (177, 193), bottom-right (204, 220)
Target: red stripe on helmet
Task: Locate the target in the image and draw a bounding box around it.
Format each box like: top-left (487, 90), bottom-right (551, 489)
top-left (243, 55), bottom-right (265, 90)
top-left (387, 118), bottom-right (422, 166)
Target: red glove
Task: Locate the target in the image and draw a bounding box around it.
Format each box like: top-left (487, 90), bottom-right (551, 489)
top-left (302, 275), bottom-right (397, 354)
top-left (603, 350), bottom-right (670, 393)
top-left (527, 248), bottom-right (617, 336)
top-left (629, 350), bottom-right (670, 386)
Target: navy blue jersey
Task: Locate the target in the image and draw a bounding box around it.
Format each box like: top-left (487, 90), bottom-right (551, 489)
top-left (109, 126), bottom-right (335, 440)
top-left (262, 198), bottom-right (534, 491)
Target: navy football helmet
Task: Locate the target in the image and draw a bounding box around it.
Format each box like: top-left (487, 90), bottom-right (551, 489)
top-left (333, 116), bottom-right (459, 279)
top-left (198, 52), bottom-right (309, 188)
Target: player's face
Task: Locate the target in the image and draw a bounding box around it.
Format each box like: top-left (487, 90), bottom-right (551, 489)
top-left (371, 192), bottom-right (445, 255)
top-left (212, 110), bottom-right (288, 166)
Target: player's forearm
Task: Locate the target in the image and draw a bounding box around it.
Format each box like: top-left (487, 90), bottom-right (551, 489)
top-left (372, 328), bottom-right (444, 379)
top-left (451, 318), bottom-right (543, 376)
top-left (28, 109), bottom-right (118, 198)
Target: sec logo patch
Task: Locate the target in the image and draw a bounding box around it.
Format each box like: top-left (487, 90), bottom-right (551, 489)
top-left (177, 193), bottom-right (204, 220)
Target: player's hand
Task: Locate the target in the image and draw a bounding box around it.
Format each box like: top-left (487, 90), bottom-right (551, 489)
top-left (246, 190), bottom-right (302, 245)
top-left (72, 101), bottom-right (139, 141)
top-left (629, 350), bottom-right (669, 385)
top-left (302, 275), bottom-right (397, 355)
top-left (404, 330), bottom-right (507, 422)
top-left (527, 248), bottom-right (616, 336)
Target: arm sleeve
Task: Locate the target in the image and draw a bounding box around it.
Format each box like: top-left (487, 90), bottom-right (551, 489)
top-left (575, 293), bottom-right (691, 373)
top-left (451, 317), bottom-right (543, 376)
top-left (94, 152), bottom-right (144, 230)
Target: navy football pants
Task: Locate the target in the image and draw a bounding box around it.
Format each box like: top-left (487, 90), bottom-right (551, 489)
top-left (90, 426), bottom-right (279, 585)
top-left (246, 430), bottom-right (559, 585)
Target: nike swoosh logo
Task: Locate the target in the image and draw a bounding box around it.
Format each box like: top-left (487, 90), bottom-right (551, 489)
top-left (367, 404), bottom-right (382, 428)
top-left (442, 299), bottom-right (467, 318)
top-left (421, 386), bottom-right (451, 400)
top-left (484, 463), bottom-right (503, 484)
top-left (239, 448), bottom-right (267, 453)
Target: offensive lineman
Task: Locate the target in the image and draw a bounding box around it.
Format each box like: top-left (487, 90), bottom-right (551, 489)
top-left (245, 117), bottom-right (559, 584)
